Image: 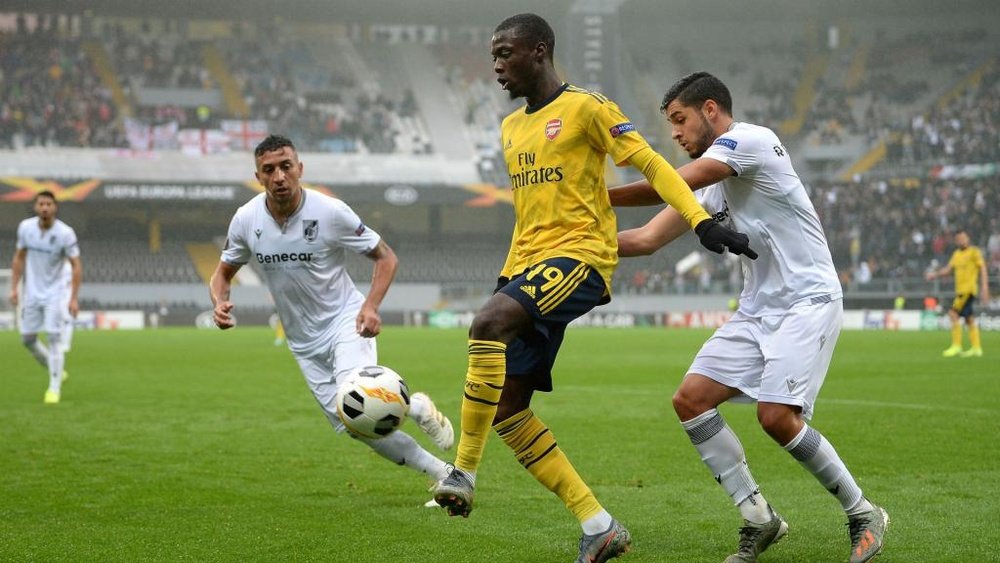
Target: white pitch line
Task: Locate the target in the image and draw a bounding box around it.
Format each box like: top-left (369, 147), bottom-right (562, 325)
top-left (823, 398), bottom-right (997, 415)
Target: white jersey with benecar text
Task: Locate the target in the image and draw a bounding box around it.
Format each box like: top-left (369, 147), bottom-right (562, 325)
top-left (16, 218), bottom-right (79, 305)
top-left (698, 122), bottom-right (840, 316)
top-left (221, 190), bottom-right (381, 357)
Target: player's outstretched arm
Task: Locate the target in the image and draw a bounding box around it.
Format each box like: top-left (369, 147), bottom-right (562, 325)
top-left (925, 264), bottom-right (953, 280)
top-left (68, 255), bottom-right (82, 318)
top-left (627, 146), bottom-right (709, 226)
top-left (358, 239), bottom-right (398, 338)
top-left (628, 147), bottom-right (757, 259)
top-left (209, 261), bottom-right (241, 329)
top-left (609, 156), bottom-right (736, 207)
top-left (9, 248), bottom-right (25, 306)
top-left (979, 260), bottom-right (991, 302)
top-left (608, 180), bottom-right (664, 207)
top-left (619, 207), bottom-right (689, 257)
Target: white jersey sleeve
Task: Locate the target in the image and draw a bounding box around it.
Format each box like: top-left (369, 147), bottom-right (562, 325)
top-left (63, 225), bottom-right (80, 260)
top-left (329, 199), bottom-right (381, 255)
top-left (16, 221), bottom-right (27, 250)
top-left (702, 128), bottom-right (765, 178)
top-left (221, 211), bottom-right (251, 265)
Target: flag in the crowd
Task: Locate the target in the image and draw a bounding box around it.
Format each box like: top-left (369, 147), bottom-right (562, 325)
top-left (123, 118), bottom-right (179, 150)
top-left (220, 119), bottom-right (269, 150)
top-left (178, 128), bottom-right (231, 156)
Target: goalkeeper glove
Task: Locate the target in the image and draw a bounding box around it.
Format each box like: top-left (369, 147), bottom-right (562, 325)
top-left (695, 219), bottom-right (759, 259)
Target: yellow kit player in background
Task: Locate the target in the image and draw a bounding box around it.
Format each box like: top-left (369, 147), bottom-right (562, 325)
top-left (431, 13), bottom-right (756, 563)
top-left (926, 230), bottom-right (990, 357)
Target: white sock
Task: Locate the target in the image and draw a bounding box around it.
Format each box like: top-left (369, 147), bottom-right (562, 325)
top-left (682, 408), bottom-right (772, 524)
top-left (47, 334), bottom-right (64, 394)
top-left (61, 318), bottom-right (74, 353)
top-left (581, 509), bottom-right (613, 535)
top-left (784, 424), bottom-right (870, 515)
top-left (357, 430), bottom-right (450, 480)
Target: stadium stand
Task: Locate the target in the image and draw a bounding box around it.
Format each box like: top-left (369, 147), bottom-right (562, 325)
top-left (1, 11), bottom-right (996, 311)
top-left (0, 27), bottom-right (123, 149)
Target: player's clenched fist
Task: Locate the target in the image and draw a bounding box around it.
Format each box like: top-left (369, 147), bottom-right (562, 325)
top-left (214, 301), bottom-right (236, 329)
top-left (356, 305), bottom-right (382, 338)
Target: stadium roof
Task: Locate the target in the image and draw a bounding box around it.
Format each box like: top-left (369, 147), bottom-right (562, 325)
top-left (4, 0), bottom-right (991, 24)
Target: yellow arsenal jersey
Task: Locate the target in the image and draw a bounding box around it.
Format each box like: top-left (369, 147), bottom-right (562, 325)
top-left (498, 84), bottom-right (648, 291)
top-left (949, 246), bottom-right (985, 295)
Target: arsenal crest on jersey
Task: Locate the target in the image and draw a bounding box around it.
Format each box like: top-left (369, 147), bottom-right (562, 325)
top-left (303, 219), bottom-right (319, 242)
top-left (545, 118), bottom-right (562, 141)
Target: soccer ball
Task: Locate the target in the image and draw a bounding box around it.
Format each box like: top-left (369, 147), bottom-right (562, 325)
top-left (335, 365), bottom-right (410, 438)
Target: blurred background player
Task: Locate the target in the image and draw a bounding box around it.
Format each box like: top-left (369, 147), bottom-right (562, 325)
top-left (611, 72), bottom-right (888, 563)
top-left (9, 191), bottom-right (82, 404)
top-left (432, 15), bottom-right (755, 563)
top-left (273, 318), bottom-right (286, 346)
top-left (209, 135), bottom-right (455, 501)
top-left (925, 230), bottom-right (990, 357)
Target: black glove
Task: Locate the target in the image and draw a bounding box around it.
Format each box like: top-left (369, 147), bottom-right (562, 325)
top-left (695, 219), bottom-right (759, 260)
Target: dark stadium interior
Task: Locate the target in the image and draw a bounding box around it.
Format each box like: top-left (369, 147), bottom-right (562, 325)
top-left (1, 1), bottom-right (997, 322)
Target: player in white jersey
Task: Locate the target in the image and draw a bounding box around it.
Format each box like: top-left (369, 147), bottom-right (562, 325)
top-left (209, 135), bottom-right (455, 502)
top-left (9, 191), bottom-right (82, 404)
top-left (609, 73), bottom-right (888, 563)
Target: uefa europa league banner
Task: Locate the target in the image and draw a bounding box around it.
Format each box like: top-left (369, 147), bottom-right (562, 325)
top-left (0, 178), bottom-right (497, 205)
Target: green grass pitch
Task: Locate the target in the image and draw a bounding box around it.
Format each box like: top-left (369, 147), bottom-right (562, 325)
top-left (3, 327), bottom-right (999, 562)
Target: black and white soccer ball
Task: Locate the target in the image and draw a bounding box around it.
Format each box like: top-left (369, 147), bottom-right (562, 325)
top-left (335, 365), bottom-right (410, 438)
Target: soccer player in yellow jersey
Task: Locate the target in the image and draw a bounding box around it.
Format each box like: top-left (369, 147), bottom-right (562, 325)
top-left (926, 231), bottom-right (990, 357)
top-left (432, 13), bottom-right (756, 562)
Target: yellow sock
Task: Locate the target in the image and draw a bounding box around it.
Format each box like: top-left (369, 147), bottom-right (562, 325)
top-left (494, 408), bottom-right (603, 522)
top-left (969, 324), bottom-right (981, 349)
top-left (951, 323), bottom-right (963, 347)
top-left (454, 340), bottom-right (506, 472)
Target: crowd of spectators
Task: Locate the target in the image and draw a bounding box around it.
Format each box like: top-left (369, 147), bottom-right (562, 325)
top-left (437, 45), bottom-right (519, 186)
top-left (745, 66), bottom-right (800, 134)
top-left (103, 21), bottom-right (212, 90)
top-left (881, 66), bottom-right (998, 168)
top-left (811, 177), bottom-right (999, 284)
top-left (1, 15), bottom-right (432, 155)
top-left (0, 20), bottom-right (123, 149)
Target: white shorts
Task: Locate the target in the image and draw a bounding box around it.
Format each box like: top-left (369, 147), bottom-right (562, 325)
top-left (293, 316), bottom-right (377, 433)
top-left (19, 298), bottom-right (64, 336)
top-left (687, 299), bottom-right (842, 420)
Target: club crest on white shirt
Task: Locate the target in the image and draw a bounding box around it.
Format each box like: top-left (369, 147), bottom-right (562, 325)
top-left (303, 220), bottom-right (318, 242)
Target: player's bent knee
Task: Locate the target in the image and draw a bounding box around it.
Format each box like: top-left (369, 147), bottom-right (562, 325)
top-left (21, 334), bottom-right (38, 347)
top-left (672, 386), bottom-right (703, 420)
top-left (470, 297), bottom-right (526, 342)
top-left (469, 312), bottom-right (503, 341)
top-left (756, 404), bottom-right (801, 437)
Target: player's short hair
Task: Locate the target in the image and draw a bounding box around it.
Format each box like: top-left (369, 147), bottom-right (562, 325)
top-left (254, 135), bottom-right (296, 158)
top-left (661, 72), bottom-right (734, 115)
top-left (34, 190), bottom-right (57, 204)
top-left (495, 13), bottom-right (555, 59)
